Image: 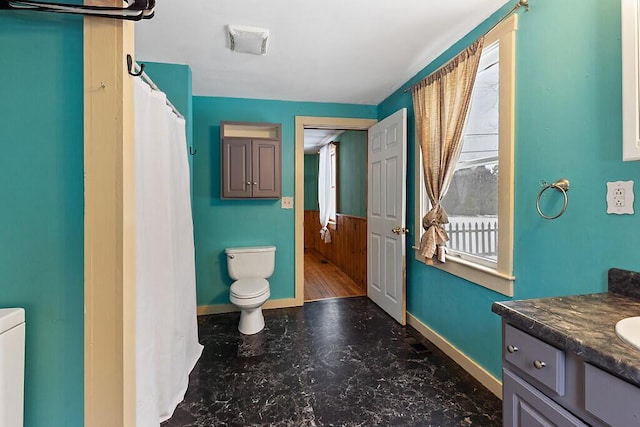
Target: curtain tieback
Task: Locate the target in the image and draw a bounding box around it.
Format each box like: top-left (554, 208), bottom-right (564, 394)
top-left (419, 204), bottom-right (449, 263)
top-left (320, 226), bottom-right (332, 244)
top-left (422, 204), bottom-right (449, 230)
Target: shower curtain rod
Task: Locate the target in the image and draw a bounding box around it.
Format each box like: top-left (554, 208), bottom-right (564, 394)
top-left (402, 0), bottom-right (528, 94)
top-left (128, 55), bottom-right (185, 120)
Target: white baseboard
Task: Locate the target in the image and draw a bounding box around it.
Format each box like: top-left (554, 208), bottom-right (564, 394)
top-left (197, 297), bottom-right (300, 316)
top-left (264, 298), bottom-right (300, 310)
top-left (197, 303), bottom-right (236, 316)
top-left (407, 312), bottom-right (502, 399)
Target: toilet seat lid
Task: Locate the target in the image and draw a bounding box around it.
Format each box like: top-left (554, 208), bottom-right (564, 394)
top-left (230, 278), bottom-right (269, 298)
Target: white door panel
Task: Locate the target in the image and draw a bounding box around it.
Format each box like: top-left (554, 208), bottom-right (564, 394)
top-left (370, 161), bottom-right (382, 216)
top-left (385, 159), bottom-right (398, 218)
top-left (367, 108), bottom-right (407, 325)
top-left (384, 237), bottom-right (398, 300)
top-left (369, 233), bottom-right (382, 292)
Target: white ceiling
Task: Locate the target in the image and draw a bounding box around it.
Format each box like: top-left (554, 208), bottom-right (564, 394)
top-left (303, 129), bottom-right (344, 154)
top-left (135, 0), bottom-right (510, 105)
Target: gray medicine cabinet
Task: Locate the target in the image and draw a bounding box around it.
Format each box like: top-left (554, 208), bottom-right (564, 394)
top-left (220, 121), bottom-right (282, 199)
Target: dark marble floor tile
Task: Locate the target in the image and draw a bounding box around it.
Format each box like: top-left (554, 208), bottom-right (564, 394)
top-left (162, 297), bottom-right (501, 426)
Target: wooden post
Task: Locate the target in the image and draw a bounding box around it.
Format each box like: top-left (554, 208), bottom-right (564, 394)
top-left (84, 12), bottom-right (136, 427)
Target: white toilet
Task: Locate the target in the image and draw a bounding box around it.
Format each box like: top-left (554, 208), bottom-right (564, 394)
top-left (225, 246), bottom-right (275, 335)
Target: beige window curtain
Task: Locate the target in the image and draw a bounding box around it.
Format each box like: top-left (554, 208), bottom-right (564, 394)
top-left (412, 37), bottom-right (484, 265)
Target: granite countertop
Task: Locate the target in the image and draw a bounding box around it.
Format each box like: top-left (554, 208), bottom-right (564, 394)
top-left (492, 268), bottom-right (640, 387)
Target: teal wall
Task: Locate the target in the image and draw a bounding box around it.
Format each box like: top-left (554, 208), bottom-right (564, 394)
top-left (0, 12), bottom-right (84, 427)
top-left (192, 97), bottom-right (376, 305)
top-left (1, 3), bottom-right (635, 425)
top-left (142, 62), bottom-right (194, 188)
top-left (379, 0), bottom-right (640, 379)
top-left (304, 154), bottom-right (319, 210)
top-left (336, 131), bottom-right (367, 217)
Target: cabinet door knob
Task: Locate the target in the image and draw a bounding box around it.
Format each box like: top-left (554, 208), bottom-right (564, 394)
top-left (533, 360), bottom-right (546, 369)
top-left (253, 182), bottom-right (258, 185)
top-left (507, 345), bottom-right (518, 353)
top-left (246, 181), bottom-right (251, 185)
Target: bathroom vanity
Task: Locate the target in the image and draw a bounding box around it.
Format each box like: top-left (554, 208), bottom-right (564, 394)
top-left (492, 268), bottom-right (640, 426)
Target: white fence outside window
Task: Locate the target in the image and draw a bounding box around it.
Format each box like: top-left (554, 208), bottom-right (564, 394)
top-left (444, 216), bottom-right (498, 260)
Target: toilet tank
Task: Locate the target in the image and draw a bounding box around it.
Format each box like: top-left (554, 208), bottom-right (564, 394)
top-left (0, 308), bottom-right (25, 427)
top-left (225, 246), bottom-right (276, 280)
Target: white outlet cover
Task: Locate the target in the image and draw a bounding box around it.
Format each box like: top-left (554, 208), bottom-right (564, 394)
top-left (281, 196), bottom-right (294, 209)
top-left (606, 180), bottom-right (634, 215)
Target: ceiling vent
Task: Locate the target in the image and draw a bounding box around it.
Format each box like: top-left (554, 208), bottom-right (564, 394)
top-left (227, 25), bottom-right (270, 56)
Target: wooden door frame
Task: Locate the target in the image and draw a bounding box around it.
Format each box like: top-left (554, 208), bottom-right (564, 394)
top-left (294, 116), bottom-right (377, 306)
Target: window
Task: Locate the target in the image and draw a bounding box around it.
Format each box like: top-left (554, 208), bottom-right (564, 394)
top-left (442, 41), bottom-right (499, 268)
top-left (329, 143), bottom-right (337, 224)
top-left (414, 14), bottom-right (517, 296)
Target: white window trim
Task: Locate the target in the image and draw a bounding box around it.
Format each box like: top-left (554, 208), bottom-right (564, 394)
top-left (413, 14), bottom-right (517, 297)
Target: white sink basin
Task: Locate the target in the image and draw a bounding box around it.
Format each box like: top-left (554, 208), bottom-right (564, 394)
top-left (615, 316), bottom-right (640, 351)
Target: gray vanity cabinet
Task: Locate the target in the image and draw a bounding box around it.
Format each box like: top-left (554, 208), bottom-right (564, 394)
top-left (501, 322), bottom-right (640, 427)
top-left (503, 369), bottom-right (586, 426)
top-left (220, 122), bottom-right (281, 199)
top-left (502, 323), bottom-right (585, 426)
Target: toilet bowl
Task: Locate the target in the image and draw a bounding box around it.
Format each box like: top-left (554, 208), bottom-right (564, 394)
top-left (230, 278), bottom-right (270, 334)
top-left (225, 246), bottom-right (275, 335)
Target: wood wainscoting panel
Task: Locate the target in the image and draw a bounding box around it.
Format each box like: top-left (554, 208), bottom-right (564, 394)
top-left (304, 210), bottom-right (366, 290)
top-left (304, 210), bottom-right (322, 251)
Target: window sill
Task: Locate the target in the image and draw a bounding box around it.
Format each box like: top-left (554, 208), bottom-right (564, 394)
top-left (413, 247), bottom-right (514, 297)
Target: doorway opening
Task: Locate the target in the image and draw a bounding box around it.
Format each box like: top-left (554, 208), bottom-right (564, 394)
top-left (294, 117), bottom-right (377, 306)
top-left (303, 128), bottom-right (368, 301)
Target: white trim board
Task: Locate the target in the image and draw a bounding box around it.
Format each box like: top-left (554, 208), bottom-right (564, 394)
top-left (407, 312), bottom-right (502, 399)
top-left (197, 298), bottom-right (299, 316)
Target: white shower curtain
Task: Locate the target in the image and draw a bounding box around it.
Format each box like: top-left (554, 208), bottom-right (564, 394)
top-left (318, 143), bottom-right (335, 243)
top-left (134, 78), bottom-right (203, 426)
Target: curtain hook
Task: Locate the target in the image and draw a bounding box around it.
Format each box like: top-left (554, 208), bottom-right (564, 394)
top-left (189, 147), bottom-right (197, 156)
top-left (127, 54), bottom-right (144, 77)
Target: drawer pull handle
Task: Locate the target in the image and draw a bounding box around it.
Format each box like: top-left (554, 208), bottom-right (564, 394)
top-left (507, 345), bottom-right (518, 353)
top-left (533, 360), bottom-right (546, 369)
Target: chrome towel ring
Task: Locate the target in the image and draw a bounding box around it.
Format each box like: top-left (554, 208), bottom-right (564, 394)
top-left (536, 178), bottom-right (570, 220)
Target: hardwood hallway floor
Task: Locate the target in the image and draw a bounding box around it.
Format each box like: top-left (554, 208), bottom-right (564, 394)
top-left (304, 248), bottom-right (365, 301)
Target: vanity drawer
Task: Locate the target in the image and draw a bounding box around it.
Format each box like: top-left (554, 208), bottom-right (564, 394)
top-left (584, 363), bottom-right (640, 426)
top-left (504, 324), bottom-right (565, 396)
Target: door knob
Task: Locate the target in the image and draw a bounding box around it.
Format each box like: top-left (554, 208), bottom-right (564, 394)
top-left (392, 226), bottom-right (410, 234)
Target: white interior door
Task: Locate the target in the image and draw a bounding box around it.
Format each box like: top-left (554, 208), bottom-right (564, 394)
top-left (367, 108), bottom-right (407, 325)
